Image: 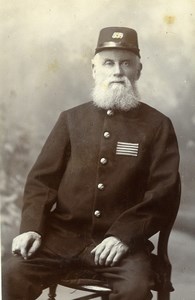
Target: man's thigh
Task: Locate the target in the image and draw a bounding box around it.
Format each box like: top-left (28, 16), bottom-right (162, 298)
top-left (2, 246), bottom-right (72, 300)
top-left (97, 251), bottom-right (154, 300)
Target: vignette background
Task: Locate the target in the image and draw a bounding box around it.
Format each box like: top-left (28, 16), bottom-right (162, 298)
top-left (1, 0), bottom-right (195, 299)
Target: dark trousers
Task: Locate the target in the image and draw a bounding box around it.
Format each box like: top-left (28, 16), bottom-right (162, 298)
top-left (2, 243), bottom-right (154, 300)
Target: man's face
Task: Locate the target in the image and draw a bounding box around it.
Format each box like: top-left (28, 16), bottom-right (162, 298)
top-left (92, 49), bottom-right (141, 85)
top-left (91, 49), bottom-right (141, 111)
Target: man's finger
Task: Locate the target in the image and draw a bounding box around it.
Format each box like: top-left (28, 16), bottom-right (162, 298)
top-left (90, 246), bottom-right (98, 254)
top-left (12, 239), bottom-right (21, 256)
top-left (94, 249), bottom-right (102, 265)
top-left (92, 244), bottom-right (106, 265)
top-left (27, 239), bottom-right (41, 257)
top-left (12, 249), bottom-right (20, 256)
top-left (110, 251), bottom-right (123, 267)
top-left (20, 245), bottom-right (28, 260)
top-left (12, 238), bottom-right (18, 252)
top-left (105, 249), bottom-right (117, 266)
top-left (98, 247), bottom-right (111, 265)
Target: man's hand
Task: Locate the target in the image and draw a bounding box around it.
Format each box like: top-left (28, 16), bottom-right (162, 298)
top-left (91, 236), bottom-right (129, 267)
top-left (12, 231), bottom-right (42, 260)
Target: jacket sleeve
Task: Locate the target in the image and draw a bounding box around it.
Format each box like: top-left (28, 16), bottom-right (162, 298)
top-left (105, 117), bottom-right (180, 246)
top-left (20, 112), bottom-right (70, 236)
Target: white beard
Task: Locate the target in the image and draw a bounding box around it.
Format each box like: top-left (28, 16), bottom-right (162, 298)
top-left (92, 76), bottom-right (140, 111)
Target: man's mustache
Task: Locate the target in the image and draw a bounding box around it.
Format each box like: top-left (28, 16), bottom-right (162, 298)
top-left (100, 76), bottom-right (130, 87)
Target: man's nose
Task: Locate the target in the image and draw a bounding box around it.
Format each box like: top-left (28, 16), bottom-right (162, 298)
top-left (113, 63), bottom-right (123, 76)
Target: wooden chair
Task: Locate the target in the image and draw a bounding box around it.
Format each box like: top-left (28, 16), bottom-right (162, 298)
top-left (48, 177), bottom-right (181, 300)
top-left (48, 279), bottom-right (111, 300)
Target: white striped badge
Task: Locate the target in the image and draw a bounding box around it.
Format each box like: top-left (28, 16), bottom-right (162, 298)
top-left (116, 141), bottom-right (139, 157)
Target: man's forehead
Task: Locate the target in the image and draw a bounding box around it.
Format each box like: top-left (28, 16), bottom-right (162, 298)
top-left (96, 49), bottom-right (137, 61)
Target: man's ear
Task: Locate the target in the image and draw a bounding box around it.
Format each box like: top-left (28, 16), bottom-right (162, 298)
top-left (91, 62), bottom-right (96, 79)
top-left (136, 63), bottom-right (142, 81)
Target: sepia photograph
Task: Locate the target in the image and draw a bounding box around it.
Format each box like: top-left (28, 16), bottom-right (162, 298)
top-left (1, 1), bottom-right (195, 299)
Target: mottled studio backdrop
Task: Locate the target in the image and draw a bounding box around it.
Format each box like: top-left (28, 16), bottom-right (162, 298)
top-left (1, 0), bottom-right (195, 299)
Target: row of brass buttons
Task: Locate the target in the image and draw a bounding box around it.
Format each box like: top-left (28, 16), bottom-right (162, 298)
top-left (95, 110), bottom-right (113, 218)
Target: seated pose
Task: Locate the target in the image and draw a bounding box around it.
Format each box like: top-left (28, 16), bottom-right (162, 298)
top-left (3, 27), bottom-right (180, 300)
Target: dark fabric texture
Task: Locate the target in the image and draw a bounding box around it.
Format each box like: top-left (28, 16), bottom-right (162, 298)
top-left (20, 101), bottom-right (180, 256)
top-left (3, 243), bottom-right (154, 300)
top-left (3, 101), bottom-right (180, 300)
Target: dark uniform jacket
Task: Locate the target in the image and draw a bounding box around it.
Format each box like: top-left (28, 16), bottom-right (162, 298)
top-left (20, 101), bottom-right (180, 256)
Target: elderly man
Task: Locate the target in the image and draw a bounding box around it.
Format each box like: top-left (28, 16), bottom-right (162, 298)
top-left (3, 27), bottom-right (180, 300)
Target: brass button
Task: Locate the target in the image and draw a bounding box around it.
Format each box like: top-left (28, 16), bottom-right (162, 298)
top-left (97, 183), bottom-right (104, 190)
top-left (94, 210), bottom-right (101, 217)
top-left (104, 131), bottom-right (110, 139)
top-left (107, 109), bottom-right (114, 116)
top-left (100, 157), bottom-right (108, 165)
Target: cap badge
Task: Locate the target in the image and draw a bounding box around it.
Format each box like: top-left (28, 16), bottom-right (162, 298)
top-left (112, 32), bottom-right (124, 39)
